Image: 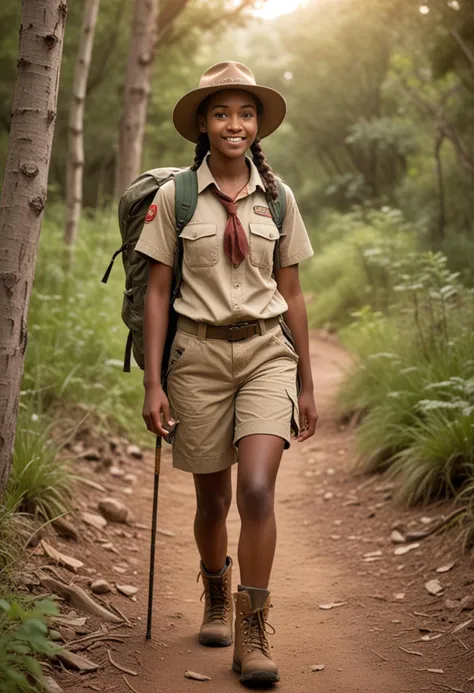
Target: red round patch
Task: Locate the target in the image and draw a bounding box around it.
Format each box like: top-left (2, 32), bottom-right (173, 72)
top-left (145, 203), bottom-right (158, 223)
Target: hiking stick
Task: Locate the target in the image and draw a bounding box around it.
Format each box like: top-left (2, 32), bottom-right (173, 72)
top-left (146, 435), bottom-right (161, 640)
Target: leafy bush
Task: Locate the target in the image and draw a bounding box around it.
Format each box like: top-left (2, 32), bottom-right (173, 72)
top-left (301, 206), bottom-right (418, 329)
top-left (23, 206), bottom-right (145, 440)
top-left (0, 597), bottom-right (59, 693)
top-left (338, 251), bottom-right (474, 505)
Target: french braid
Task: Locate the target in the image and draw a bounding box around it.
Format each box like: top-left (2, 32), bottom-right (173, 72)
top-left (251, 138), bottom-right (278, 200)
top-left (190, 133), bottom-right (210, 171)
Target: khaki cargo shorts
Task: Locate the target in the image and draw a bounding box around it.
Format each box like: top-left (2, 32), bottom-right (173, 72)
top-left (165, 317), bottom-right (300, 474)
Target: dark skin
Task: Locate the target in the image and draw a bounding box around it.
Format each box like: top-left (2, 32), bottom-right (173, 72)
top-left (142, 89), bottom-right (318, 586)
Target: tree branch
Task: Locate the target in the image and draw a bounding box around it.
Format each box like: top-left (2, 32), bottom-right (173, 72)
top-left (449, 28), bottom-right (474, 72)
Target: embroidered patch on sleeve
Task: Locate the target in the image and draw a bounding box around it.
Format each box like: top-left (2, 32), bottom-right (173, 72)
top-left (145, 203), bottom-right (158, 223)
top-left (253, 205), bottom-right (272, 218)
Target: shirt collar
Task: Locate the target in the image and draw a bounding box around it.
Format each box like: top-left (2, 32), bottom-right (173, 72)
top-left (196, 155), bottom-right (266, 196)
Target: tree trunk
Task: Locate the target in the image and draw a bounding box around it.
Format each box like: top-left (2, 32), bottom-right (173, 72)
top-left (0, 0), bottom-right (67, 498)
top-left (114, 0), bottom-right (158, 199)
top-left (65, 0), bottom-right (100, 254)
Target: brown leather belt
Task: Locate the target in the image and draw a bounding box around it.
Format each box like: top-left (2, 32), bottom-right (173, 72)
top-left (177, 315), bottom-right (280, 342)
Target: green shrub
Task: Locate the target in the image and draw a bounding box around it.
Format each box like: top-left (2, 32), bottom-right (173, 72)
top-left (23, 206), bottom-right (145, 440)
top-left (0, 597), bottom-right (60, 693)
top-left (338, 251), bottom-right (474, 505)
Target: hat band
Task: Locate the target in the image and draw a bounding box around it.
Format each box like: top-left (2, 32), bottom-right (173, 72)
top-left (206, 77), bottom-right (254, 86)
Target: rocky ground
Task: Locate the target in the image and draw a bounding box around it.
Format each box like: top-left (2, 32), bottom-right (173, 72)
top-left (26, 334), bottom-right (474, 693)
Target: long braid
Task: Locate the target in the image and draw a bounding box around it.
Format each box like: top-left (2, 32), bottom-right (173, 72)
top-left (251, 138), bottom-right (278, 200)
top-left (190, 133), bottom-right (210, 171)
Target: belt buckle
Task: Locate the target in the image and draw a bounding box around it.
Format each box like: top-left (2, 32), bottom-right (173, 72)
top-left (228, 325), bottom-right (247, 341)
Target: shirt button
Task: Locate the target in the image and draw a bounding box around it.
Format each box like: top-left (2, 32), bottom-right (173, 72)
top-left (192, 232), bottom-right (197, 238)
top-left (269, 233), bottom-right (274, 239)
top-left (234, 283), bottom-right (240, 289)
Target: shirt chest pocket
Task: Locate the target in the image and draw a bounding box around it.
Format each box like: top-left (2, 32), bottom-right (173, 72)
top-left (180, 223), bottom-right (219, 268)
top-left (249, 223), bottom-right (278, 270)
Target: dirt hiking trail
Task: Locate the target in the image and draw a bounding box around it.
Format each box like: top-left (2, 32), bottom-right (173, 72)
top-left (51, 335), bottom-right (474, 693)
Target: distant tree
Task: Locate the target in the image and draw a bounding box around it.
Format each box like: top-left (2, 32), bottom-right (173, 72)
top-left (0, 0), bottom-right (67, 497)
top-left (65, 0), bottom-right (101, 257)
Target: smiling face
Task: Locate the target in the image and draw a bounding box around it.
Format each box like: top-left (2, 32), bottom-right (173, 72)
top-left (198, 89), bottom-right (259, 160)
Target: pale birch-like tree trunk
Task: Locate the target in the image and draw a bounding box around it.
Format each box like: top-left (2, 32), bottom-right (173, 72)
top-left (0, 0), bottom-right (67, 498)
top-left (65, 0), bottom-right (100, 250)
top-left (114, 0), bottom-right (158, 198)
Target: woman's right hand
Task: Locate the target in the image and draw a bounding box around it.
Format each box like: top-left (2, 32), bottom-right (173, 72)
top-left (142, 384), bottom-right (175, 437)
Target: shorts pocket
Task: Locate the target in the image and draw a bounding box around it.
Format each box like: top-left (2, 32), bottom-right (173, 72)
top-left (271, 329), bottom-right (299, 362)
top-left (249, 223), bottom-right (277, 269)
top-left (180, 223), bottom-right (218, 268)
top-left (164, 330), bottom-right (198, 380)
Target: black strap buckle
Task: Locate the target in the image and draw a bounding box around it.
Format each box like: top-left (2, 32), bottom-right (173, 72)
top-left (228, 323), bottom-right (258, 341)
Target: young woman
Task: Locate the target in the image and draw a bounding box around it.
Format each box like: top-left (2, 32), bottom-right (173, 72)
top-left (136, 61), bottom-right (318, 685)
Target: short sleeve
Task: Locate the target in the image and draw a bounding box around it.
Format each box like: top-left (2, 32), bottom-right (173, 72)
top-left (278, 184), bottom-right (314, 268)
top-left (135, 179), bottom-right (177, 268)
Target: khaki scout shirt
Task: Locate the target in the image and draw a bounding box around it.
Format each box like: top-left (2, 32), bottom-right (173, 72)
top-left (135, 156), bottom-right (313, 325)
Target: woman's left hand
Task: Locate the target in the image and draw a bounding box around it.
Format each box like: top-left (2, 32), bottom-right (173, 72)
top-left (297, 389), bottom-right (318, 442)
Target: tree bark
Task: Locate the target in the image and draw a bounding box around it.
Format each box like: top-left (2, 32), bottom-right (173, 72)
top-left (0, 0), bottom-right (67, 498)
top-left (114, 0), bottom-right (158, 199)
top-left (65, 0), bottom-right (100, 253)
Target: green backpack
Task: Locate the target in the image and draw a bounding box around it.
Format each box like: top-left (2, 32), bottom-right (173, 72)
top-left (102, 167), bottom-right (287, 382)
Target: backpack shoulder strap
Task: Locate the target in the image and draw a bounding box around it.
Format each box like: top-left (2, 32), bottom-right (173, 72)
top-left (266, 179), bottom-right (287, 231)
top-left (266, 179), bottom-right (287, 270)
top-left (174, 168), bottom-right (198, 231)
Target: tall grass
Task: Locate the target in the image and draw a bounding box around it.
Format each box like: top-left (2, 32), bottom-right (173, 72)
top-left (337, 250), bottom-right (474, 505)
top-left (23, 205), bottom-right (144, 439)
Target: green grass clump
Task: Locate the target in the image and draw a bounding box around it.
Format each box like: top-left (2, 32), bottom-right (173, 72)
top-left (23, 205), bottom-right (145, 440)
top-left (338, 250), bottom-right (474, 505)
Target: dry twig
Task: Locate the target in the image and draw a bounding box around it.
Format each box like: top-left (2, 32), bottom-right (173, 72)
top-left (106, 650), bottom-right (137, 677)
top-left (123, 675), bottom-right (141, 693)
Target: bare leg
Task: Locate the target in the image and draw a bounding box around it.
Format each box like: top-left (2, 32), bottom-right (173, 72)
top-left (236, 435), bottom-right (285, 588)
top-left (193, 467), bottom-right (232, 573)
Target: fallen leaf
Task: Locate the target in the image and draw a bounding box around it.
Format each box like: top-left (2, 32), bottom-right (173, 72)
top-left (394, 543), bottom-right (420, 556)
top-left (185, 671), bottom-right (211, 681)
top-left (319, 602), bottom-right (347, 610)
top-left (436, 562), bottom-right (455, 574)
top-left (41, 540), bottom-right (84, 573)
top-left (82, 512), bottom-right (107, 530)
top-left (425, 579), bottom-right (443, 596)
top-left (421, 633), bottom-right (443, 642)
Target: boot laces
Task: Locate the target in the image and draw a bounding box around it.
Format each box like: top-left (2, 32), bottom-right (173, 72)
top-left (198, 572), bottom-right (229, 624)
top-left (242, 605), bottom-right (275, 656)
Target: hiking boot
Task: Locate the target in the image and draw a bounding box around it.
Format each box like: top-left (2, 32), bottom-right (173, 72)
top-left (232, 587), bottom-right (280, 685)
top-left (198, 556), bottom-right (233, 647)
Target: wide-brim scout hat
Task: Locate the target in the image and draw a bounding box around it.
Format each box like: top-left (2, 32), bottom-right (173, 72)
top-left (172, 61), bottom-right (287, 143)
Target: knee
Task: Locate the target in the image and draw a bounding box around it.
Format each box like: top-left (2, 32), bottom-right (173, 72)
top-left (196, 491), bottom-right (231, 525)
top-left (237, 482), bottom-right (275, 522)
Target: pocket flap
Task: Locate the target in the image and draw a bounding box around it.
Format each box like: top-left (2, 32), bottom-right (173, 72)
top-left (249, 223), bottom-right (278, 241)
top-left (180, 223), bottom-right (217, 241)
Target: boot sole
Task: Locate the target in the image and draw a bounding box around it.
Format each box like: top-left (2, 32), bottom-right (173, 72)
top-left (199, 635), bottom-right (233, 647)
top-left (232, 661), bottom-right (280, 684)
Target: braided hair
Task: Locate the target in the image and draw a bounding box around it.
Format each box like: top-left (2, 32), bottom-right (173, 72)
top-left (190, 94), bottom-right (279, 200)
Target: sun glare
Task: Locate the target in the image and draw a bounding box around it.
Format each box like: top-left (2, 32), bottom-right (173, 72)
top-left (253, 0), bottom-right (305, 20)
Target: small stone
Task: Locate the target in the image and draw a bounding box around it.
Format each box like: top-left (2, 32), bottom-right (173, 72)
top-left (394, 593), bottom-right (405, 600)
top-left (394, 543), bottom-right (420, 556)
top-left (52, 517), bottom-right (79, 541)
top-left (311, 664), bottom-right (325, 672)
top-left (58, 626), bottom-right (76, 642)
top-left (49, 629), bottom-right (62, 641)
top-left (112, 566), bottom-right (127, 574)
top-left (91, 579), bottom-right (112, 595)
top-left (391, 530), bottom-right (406, 544)
top-left (82, 512), bottom-right (107, 530)
top-left (323, 491), bottom-right (334, 501)
top-left (84, 449), bottom-right (101, 461)
top-left (116, 584), bottom-right (139, 597)
top-left (436, 562), bottom-right (455, 574)
top-left (124, 473), bottom-right (137, 484)
top-left (127, 444), bottom-right (143, 459)
top-left (43, 676), bottom-right (64, 693)
top-left (109, 465), bottom-right (124, 478)
top-left (425, 579), bottom-right (443, 596)
top-left (444, 599), bottom-right (460, 610)
top-left (98, 498), bottom-right (130, 523)
top-left (460, 596), bottom-right (474, 611)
